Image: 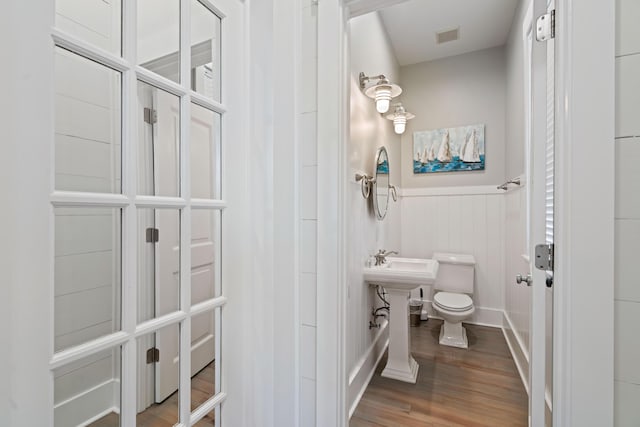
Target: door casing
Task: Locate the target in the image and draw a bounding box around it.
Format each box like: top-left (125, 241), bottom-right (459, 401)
top-left (316, 1), bottom-right (616, 426)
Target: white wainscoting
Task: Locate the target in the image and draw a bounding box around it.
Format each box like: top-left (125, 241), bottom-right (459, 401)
top-left (400, 187), bottom-right (506, 327)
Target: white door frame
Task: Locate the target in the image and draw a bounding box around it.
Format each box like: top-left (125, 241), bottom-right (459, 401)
top-left (551, 1), bottom-right (615, 425)
top-left (316, 1), bottom-right (616, 426)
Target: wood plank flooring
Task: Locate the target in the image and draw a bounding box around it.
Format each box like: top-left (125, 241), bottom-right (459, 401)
top-left (350, 320), bottom-right (528, 427)
top-left (89, 361), bottom-right (215, 427)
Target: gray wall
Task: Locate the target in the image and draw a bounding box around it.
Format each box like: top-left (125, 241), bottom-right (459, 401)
top-left (399, 47), bottom-right (507, 188)
top-left (505, 0), bottom-right (529, 178)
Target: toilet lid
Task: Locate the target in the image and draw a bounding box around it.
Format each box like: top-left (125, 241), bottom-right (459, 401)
top-left (433, 292), bottom-right (473, 311)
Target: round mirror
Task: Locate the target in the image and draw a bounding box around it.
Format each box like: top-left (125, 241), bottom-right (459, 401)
top-left (373, 146), bottom-right (390, 220)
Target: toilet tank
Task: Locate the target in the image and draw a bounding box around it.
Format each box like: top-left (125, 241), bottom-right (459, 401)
top-left (433, 253), bottom-right (475, 294)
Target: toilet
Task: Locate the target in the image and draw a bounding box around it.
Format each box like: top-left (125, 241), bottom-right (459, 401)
top-left (431, 253), bottom-right (476, 349)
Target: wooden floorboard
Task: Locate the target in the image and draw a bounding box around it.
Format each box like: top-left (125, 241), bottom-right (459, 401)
top-left (350, 320), bottom-right (528, 427)
top-left (88, 361), bottom-right (215, 427)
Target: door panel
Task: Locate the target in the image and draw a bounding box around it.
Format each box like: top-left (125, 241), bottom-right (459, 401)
top-left (529, 0), bottom-right (555, 425)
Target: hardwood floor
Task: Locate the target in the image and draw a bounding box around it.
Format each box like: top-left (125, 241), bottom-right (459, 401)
top-left (350, 320), bottom-right (528, 427)
top-left (88, 361), bottom-right (215, 427)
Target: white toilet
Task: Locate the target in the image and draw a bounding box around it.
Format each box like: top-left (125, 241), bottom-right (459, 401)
top-left (431, 253), bottom-right (476, 349)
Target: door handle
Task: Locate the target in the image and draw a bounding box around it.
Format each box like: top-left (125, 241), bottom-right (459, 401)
top-left (516, 274), bottom-right (533, 286)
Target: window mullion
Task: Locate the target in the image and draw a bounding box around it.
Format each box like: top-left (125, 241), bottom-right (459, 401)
top-left (52, 28), bottom-right (129, 72)
top-left (179, 0), bottom-right (194, 425)
top-left (120, 0), bottom-right (138, 425)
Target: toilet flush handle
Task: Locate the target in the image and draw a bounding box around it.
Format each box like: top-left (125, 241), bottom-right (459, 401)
top-left (515, 274), bottom-right (533, 286)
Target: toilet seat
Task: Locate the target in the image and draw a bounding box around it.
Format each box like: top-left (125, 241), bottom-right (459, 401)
top-left (433, 292), bottom-right (473, 312)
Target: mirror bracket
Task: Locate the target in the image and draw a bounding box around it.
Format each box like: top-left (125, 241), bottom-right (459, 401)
top-left (355, 173), bottom-right (374, 198)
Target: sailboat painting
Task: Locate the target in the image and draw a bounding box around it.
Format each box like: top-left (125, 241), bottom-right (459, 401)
top-left (413, 124), bottom-right (485, 174)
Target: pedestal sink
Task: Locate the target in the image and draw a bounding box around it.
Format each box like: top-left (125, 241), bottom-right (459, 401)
top-left (363, 257), bottom-right (439, 383)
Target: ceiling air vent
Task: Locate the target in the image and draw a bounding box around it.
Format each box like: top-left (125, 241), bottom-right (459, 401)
top-left (436, 28), bottom-right (459, 44)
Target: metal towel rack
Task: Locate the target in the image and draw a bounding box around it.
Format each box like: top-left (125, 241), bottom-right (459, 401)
top-left (497, 177), bottom-right (521, 190)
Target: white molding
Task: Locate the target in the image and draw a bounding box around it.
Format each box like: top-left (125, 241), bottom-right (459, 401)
top-left (52, 28), bottom-right (130, 72)
top-left (502, 311), bottom-right (530, 394)
top-left (317, 0), bottom-right (349, 426)
top-left (54, 379), bottom-right (118, 427)
top-left (400, 185), bottom-right (505, 197)
top-left (347, 320), bottom-right (389, 419)
top-left (501, 311), bottom-right (553, 419)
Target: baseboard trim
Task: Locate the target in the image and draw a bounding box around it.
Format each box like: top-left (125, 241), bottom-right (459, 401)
top-left (348, 319), bottom-right (389, 419)
top-left (502, 311), bottom-right (530, 395)
top-left (501, 311), bottom-right (553, 421)
top-left (54, 379), bottom-right (118, 427)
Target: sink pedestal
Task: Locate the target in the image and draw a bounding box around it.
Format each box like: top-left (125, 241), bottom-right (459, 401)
top-left (381, 288), bottom-right (419, 383)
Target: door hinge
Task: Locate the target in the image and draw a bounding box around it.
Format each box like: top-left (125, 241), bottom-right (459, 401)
top-left (146, 347), bottom-right (160, 364)
top-left (535, 243), bottom-right (554, 271)
top-left (144, 107), bottom-right (157, 124)
top-left (146, 227), bottom-right (159, 243)
top-left (536, 9), bottom-right (555, 42)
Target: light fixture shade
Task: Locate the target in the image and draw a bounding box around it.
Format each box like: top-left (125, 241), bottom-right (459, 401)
top-left (363, 78), bottom-right (402, 114)
top-left (393, 117), bottom-right (407, 134)
top-left (385, 104), bottom-right (415, 134)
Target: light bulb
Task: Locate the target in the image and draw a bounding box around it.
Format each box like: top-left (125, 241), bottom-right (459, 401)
top-left (393, 115), bottom-right (407, 134)
top-left (394, 121), bottom-right (406, 134)
top-left (374, 86), bottom-right (392, 113)
top-left (376, 99), bottom-right (390, 114)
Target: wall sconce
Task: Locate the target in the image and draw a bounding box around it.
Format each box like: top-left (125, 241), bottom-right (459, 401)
top-left (359, 72), bottom-right (402, 114)
top-left (385, 103), bottom-right (415, 134)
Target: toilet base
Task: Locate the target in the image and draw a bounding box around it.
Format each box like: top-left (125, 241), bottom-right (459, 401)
top-left (439, 321), bottom-right (469, 349)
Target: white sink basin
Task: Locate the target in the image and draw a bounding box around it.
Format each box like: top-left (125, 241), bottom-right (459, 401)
top-left (363, 257), bottom-right (439, 291)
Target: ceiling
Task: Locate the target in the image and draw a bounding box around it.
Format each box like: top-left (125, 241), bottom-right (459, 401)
top-left (378, 0), bottom-right (519, 66)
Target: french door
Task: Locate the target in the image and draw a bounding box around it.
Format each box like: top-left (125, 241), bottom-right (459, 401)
top-left (46, 0), bottom-right (246, 425)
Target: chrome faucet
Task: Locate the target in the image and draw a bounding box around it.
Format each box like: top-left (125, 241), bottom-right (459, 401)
top-left (374, 249), bottom-right (398, 266)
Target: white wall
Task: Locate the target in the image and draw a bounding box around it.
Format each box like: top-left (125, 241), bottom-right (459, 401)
top-left (399, 47), bottom-right (507, 189)
top-left (614, 0), bottom-right (640, 424)
top-left (346, 11), bottom-right (401, 414)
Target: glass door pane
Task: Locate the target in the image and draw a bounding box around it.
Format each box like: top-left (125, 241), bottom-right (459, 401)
top-left (54, 347), bottom-right (122, 427)
top-left (190, 103), bottom-right (221, 200)
top-left (137, 0), bottom-right (181, 83)
top-left (55, 47), bottom-right (122, 194)
top-left (137, 208), bottom-right (181, 323)
top-left (137, 81), bottom-right (181, 197)
top-left (191, 0), bottom-right (221, 101)
top-left (54, 207), bottom-right (121, 351)
top-left (136, 324), bottom-right (180, 425)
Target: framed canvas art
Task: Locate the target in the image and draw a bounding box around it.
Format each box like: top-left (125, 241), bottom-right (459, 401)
top-left (413, 124), bottom-right (485, 174)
